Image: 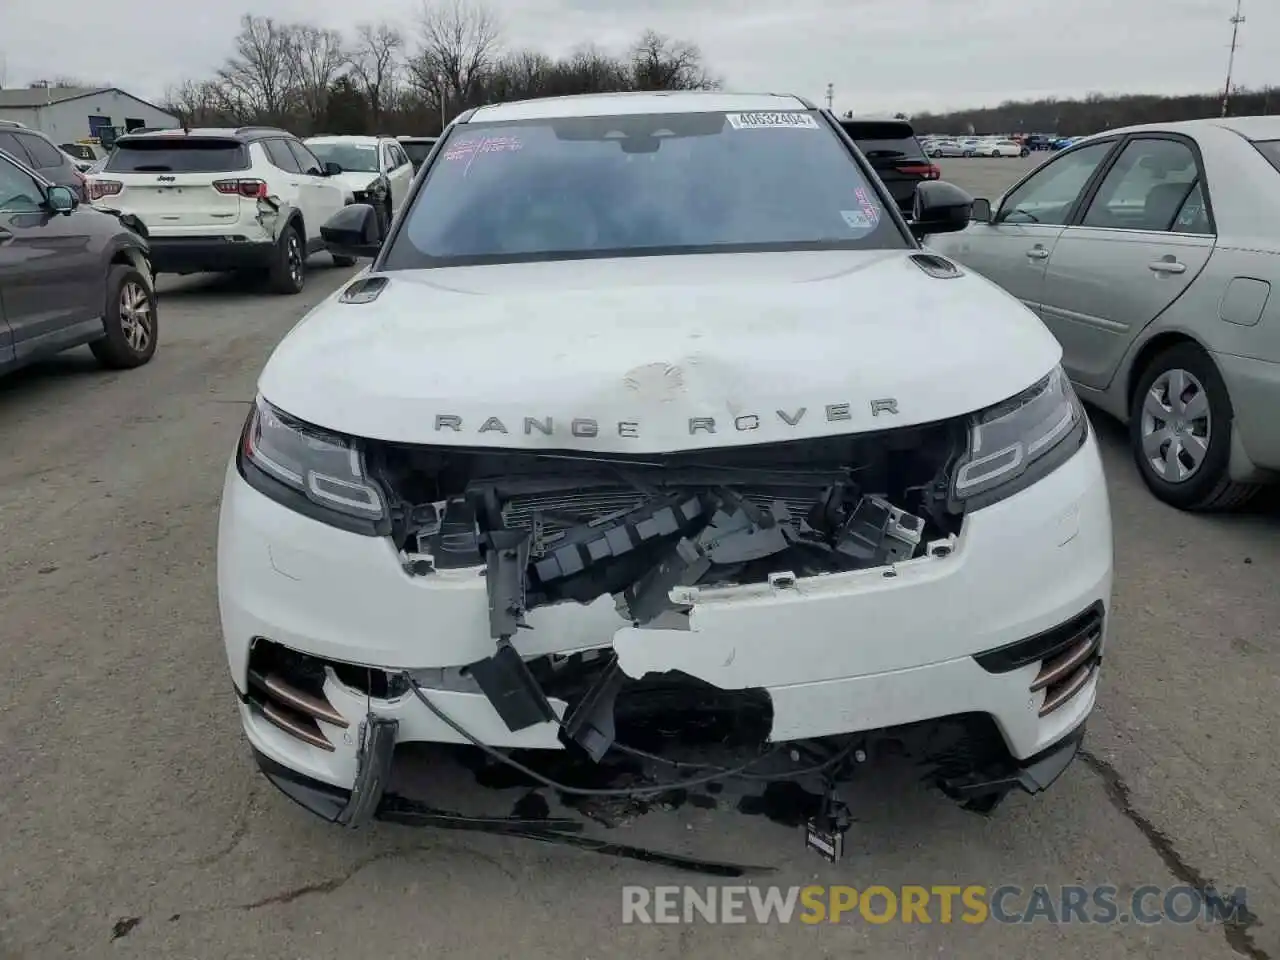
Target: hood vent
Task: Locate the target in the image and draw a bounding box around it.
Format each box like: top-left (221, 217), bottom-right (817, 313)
top-left (339, 275), bottom-right (389, 304)
top-left (910, 253), bottom-right (962, 279)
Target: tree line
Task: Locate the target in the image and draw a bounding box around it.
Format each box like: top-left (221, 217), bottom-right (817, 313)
top-left (909, 87), bottom-right (1280, 136)
top-left (154, 0), bottom-right (717, 137)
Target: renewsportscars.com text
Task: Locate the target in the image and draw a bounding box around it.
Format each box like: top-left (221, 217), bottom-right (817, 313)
top-left (621, 884), bottom-right (1250, 925)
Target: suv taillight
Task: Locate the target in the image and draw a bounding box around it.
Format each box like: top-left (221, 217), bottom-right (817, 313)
top-left (89, 180), bottom-right (123, 201)
top-left (213, 178), bottom-right (269, 199)
top-left (896, 163), bottom-right (939, 179)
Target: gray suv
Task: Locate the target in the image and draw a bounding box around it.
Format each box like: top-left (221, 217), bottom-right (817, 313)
top-left (0, 120), bottom-right (86, 200)
top-left (0, 148), bottom-right (157, 375)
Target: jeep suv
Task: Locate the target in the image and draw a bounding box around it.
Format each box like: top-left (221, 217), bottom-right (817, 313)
top-left (87, 126), bottom-right (354, 294)
top-left (839, 117), bottom-right (940, 216)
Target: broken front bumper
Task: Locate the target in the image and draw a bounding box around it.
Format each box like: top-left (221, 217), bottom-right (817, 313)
top-left (218, 430), bottom-right (1112, 801)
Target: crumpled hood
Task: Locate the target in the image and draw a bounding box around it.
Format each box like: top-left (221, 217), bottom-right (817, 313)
top-left (259, 250), bottom-right (1062, 453)
top-left (328, 171), bottom-right (384, 195)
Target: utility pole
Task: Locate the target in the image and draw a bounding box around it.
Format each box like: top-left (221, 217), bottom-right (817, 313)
top-left (825, 83), bottom-right (833, 111)
top-left (1222, 0), bottom-right (1245, 117)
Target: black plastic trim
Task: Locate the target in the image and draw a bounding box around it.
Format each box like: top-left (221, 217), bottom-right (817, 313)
top-left (936, 721), bottom-right (1086, 801)
top-left (973, 601), bottom-right (1105, 674)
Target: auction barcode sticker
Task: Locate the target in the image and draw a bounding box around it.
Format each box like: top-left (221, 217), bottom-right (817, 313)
top-left (726, 112), bottom-right (819, 130)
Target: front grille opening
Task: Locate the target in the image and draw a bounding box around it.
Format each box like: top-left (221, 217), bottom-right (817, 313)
top-left (368, 422), bottom-right (968, 625)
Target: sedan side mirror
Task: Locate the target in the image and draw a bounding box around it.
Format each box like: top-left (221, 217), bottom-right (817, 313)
top-left (909, 180), bottom-right (974, 239)
top-left (45, 185), bottom-right (78, 215)
top-left (321, 203), bottom-right (383, 259)
top-left (323, 161), bottom-right (343, 176)
top-left (970, 198), bottom-right (992, 223)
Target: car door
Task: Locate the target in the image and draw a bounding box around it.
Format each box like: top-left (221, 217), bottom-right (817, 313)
top-left (384, 143), bottom-right (413, 215)
top-left (285, 140), bottom-right (346, 245)
top-left (1038, 135), bottom-right (1216, 390)
top-left (929, 140), bottom-right (1119, 314)
top-left (0, 154), bottom-right (100, 359)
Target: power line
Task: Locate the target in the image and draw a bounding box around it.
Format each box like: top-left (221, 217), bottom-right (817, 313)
top-left (1221, 0), bottom-right (1245, 117)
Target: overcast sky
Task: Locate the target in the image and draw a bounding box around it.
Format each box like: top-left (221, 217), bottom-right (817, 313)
top-left (1, 0), bottom-right (1276, 114)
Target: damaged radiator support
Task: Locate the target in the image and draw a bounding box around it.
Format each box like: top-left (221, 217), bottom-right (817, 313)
top-left (463, 482), bottom-right (931, 738)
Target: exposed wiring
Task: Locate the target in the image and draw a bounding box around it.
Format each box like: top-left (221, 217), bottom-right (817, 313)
top-left (404, 673), bottom-right (860, 796)
top-left (612, 738), bottom-right (862, 782)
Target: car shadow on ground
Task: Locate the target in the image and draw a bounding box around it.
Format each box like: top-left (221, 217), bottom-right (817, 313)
top-left (155, 255), bottom-right (353, 302)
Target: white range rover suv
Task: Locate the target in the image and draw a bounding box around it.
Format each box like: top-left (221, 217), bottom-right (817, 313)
top-left (88, 127), bottom-right (354, 294)
top-left (218, 92), bottom-right (1114, 840)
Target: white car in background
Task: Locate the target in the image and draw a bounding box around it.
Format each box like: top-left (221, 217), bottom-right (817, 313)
top-left (304, 135), bottom-right (414, 227)
top-left (218, 92), bottom-right (1112, 836)
top-left (984, 139), bottom-right (1029, 158)
top-left (88, 126), bottom-right (353, 293)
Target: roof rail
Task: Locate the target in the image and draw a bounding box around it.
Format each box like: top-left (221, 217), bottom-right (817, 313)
top-left (0, 118), bottom-right (28, 128)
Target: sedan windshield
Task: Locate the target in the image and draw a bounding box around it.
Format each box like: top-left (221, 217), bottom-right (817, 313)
top-left (384, 110), bottom-right (905, 269)
top-left (307, 142), bottom-right (379, 173)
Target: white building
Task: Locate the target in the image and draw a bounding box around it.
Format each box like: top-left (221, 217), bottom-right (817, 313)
top-left (0, 86), bottom-right (178, 146)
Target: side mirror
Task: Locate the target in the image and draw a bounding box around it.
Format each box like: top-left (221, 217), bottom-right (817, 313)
top-left (320, 203), bottom-right (383, 259)
top-left (909, 180), bottom-right (974, 238)
top-left (323, 161), bottom-right (343, 176)
top-left (46, 185), bottom-right (78, 215)
top-left (970, 198), bottom-right (993, 223)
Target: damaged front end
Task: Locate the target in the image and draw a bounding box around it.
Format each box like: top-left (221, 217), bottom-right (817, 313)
top-left (366, 422), bottom-right (968, 742)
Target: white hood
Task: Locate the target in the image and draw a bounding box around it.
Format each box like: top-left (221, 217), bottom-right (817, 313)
top-left (329, 171), bottom-right (384, 195)
top-left (258, 250), bottom-right (1062, 453)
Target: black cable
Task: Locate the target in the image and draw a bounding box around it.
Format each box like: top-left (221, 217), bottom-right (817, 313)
top-left (404, 674), bottom-right (783, 798)
top-left (611, 738), bottom-right (862, 782)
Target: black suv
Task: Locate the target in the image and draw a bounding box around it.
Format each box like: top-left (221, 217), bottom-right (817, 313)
top-left (0, 121), bottom-right (86, 200)
top-left (0, 148), bottom-right (157, 376)
top-left (397, 135), bottom-right (439, 172)
top-left (839, 117), bottom-right (939, 216)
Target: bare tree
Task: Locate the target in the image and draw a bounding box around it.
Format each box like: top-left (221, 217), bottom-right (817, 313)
top-left (286, 23), bottom-right (348, 128)
top-left (630, 31), bottom-right (716, 91)
top-left (407, 0), bottom-right (501, 120)
top-left (349, 22), bottom-right (404, 127)
top-left (218, 14), bottom-right (297, 123)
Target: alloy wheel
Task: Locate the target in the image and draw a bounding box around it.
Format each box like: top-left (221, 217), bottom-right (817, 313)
top-left (119, 281), bottom-right (153, 353)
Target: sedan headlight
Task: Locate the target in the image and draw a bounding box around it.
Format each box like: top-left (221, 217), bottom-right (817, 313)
top-left (237, 398), bottom-right (389, 535)
top-left (365, 177), bottom-right (388, 199)
top-left (952, 365), bottom-right (1088, 509)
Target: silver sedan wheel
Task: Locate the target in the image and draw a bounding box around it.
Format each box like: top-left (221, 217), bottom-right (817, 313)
top-left (1140, 368), bottom-right (1211, 483)
top-left (119, 281), bottom-right (153, 354)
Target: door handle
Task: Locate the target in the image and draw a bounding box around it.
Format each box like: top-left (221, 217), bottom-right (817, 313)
top-left (1026, 246), bottom-right (1050, 261)
top-left (0, 227), bottom-right (12, 244)
top-left (1148, 259), bottom-right (1186, 274)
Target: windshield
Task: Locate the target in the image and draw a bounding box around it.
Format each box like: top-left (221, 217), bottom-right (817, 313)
top-left (1256, 140), bottom-right (1280, 174)
top-left (384, 110), bottom-right (904, 269)
top-left (307, 142), bottom-right (379, 173)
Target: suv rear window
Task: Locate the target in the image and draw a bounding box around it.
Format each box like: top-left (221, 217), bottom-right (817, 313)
top-left (1255, 140), bottom-right (1280, 174)
top-left (401, 140), bottom-right (437, 165)
top-left (839, 122), bottom-right (927, 163)
top-left (106, 137), bottom-right (249, 173)
top-left (18, 132), bottom-right (66, 169)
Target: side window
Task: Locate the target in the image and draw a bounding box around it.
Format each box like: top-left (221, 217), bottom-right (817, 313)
top-left (381, 143), bottom-right (395, 171)
top-left (0, 155), bottom-right (45, 213)
top-left (997, 141), bottom-right (1115, 226)
top-left (1081, 138), bottom-right (1201, 233)
top-left (1172, 181), bottom-right (1212, 234)
top-left (393, 145), bottom-right (409, 168)
top-left (263, 139), bottom-right (301, 174)
top-left (287, 140), bottom-right (324, 176)
top-left (0, 131), bottom-right (35, 167)
top-left (19, 133), bottom-right (65, 169)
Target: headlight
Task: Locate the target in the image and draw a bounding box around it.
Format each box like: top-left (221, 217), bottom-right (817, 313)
top-left (365, 177), bottom-right (387, 199)
top-left (237, 398), bottom-right (389, 535)
top-left (952, 365), bottom-right (1088, 509)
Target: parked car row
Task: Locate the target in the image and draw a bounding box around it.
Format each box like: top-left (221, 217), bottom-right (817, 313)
top-left (921, 135), bottom-right (1030, 158)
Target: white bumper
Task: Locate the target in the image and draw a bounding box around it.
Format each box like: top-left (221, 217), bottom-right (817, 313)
top-left (218, 434), bottom-right (1113, 792)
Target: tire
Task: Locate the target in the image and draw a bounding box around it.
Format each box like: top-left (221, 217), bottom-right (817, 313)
top-left (1128, 342), bottom-right (1259, 511)
top-left (990, 150), bottom-right (1000, 158)
top-left (90, 264), bottom-right (158, 370)
top-left (931, 149), bottom-right (942, 158)
top-left (268, 223), bottom-right (306, 295)
top-left (331, 254), bottom-right (358, 267)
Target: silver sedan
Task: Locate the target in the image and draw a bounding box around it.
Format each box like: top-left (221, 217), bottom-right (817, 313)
top-left (927, 116), bottom-right (1280, 511)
